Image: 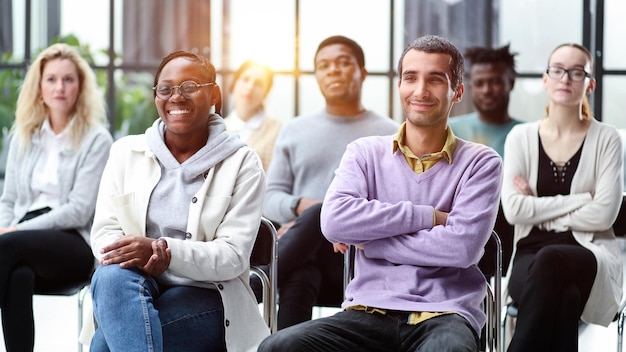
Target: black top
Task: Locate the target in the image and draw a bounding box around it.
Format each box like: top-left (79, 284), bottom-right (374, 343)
top-left (516, 134), bottom-right (585, 255)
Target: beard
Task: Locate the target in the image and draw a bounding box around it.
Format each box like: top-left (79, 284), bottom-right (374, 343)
top-left (475, 96), bottom-right (510, 122)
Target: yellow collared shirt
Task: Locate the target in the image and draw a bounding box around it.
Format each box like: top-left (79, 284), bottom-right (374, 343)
top-left (392, 121), bottom-right (456, 174)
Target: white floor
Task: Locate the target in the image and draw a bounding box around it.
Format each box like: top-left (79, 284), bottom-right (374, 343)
top-left (0, 247), bottom-right (625, 352)
top-left (0, 294), bottom-right (86, 352)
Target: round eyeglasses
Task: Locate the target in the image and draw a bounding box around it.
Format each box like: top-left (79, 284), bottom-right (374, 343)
top-left (545, 66), bottom-right (591, 82)
top-left (153, 81), bottom-right (215, 100)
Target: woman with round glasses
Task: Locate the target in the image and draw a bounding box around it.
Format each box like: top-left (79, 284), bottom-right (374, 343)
top-left (88, 50), bottom-right (269, 352)
top-left (502, 43), bottom-right (623, 351)
top-left (224, 60), bottom-right (282, 171)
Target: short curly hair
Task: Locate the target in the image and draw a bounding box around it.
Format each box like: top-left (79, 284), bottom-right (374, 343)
top-left (464, 44), bottom-right (517, 75)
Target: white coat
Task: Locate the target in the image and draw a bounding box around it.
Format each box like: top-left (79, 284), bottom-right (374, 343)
top-left (83, 133), bottom-right (270, 351)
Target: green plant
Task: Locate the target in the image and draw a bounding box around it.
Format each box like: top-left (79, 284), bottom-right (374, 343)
top-left (112, 71), bottom-right (158, 137)
top-left (0, 52), bottom-right (24, 148)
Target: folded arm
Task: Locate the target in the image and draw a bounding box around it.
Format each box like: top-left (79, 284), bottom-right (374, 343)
top-left (362, 155), bottom-right (503, 268)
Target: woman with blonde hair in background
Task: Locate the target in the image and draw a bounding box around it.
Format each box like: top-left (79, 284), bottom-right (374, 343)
top-left (502, 43), bottom-right (623, 352)
top-left (225, 60), bottom-right (282, 171)
top-left (0, 42), bottom-right (112, 351)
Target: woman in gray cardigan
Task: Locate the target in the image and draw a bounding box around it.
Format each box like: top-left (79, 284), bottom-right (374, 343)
top-left (502, 43), bottom-right (623, 352)
top-left (0, 43), bottom-right (112, 351)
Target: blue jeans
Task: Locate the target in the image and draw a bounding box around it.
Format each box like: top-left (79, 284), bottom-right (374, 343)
top-left (258, 309), bottom-right (478, 352)
top-left (90, 265), bottom-right (225, 352)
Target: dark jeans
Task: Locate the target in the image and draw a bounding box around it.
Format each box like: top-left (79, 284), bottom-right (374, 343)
top-left (507, 244), bottom-right (597, 352)
top-left (258, 309), bottom-right (479, 352)
top-left (275, 203), bottom-right (344, 329)
top-left (0, 228), bottom-right (93, 351)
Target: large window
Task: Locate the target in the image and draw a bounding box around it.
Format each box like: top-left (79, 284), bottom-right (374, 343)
top-left (214, 0), bottom-right (400, 122)
top-left (1, 0), bottom-right (626, 143)
top-left (601, 0), bottom-right (626, 129)
top-left (499, 0), bottom-right (583, 122)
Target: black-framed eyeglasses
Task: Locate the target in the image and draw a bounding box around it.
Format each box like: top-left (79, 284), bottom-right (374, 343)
top-left (545, 66), bottom-right (591, 82)
top-left (153, 81), bottom-right (215, 100)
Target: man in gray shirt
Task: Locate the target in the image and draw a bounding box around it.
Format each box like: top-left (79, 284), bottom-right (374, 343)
top-left (263, 35), bottom-right (398, 329)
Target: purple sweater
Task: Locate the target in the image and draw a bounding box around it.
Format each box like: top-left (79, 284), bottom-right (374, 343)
top-left (320, 134), bottom-right (502, 334)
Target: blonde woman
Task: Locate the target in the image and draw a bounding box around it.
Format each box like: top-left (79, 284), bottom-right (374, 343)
top-left (502, 43), bottom-right (623, 352)
top-left (0, 43), bottom-right (112, 351)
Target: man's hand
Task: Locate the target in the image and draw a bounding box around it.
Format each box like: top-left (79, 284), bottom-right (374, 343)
top-left (99, 236), bottom-right (156, 268)
top-left (434, 210), bottom-right (449, 226)
top-left (333, 242), bottom-right (349, 254)
top-left (277, 221), bottom-right (295, 239)
top-left (295, 197), bottom-right (322, 216)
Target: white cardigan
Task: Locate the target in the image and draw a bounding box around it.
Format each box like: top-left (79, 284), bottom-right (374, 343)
top-left (501, 119), bottom-right (624, 326)
top-left (83, 134), bottom-right (270, 351)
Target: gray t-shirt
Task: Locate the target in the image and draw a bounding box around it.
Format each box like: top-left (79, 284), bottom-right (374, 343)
top-left (448, 112), bottom-right (520, 157)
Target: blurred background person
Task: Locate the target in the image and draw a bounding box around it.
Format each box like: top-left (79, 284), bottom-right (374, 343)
top-left (0, 43), bottom-right (112, 352)
top-left (449, 44), bottom-right (520, 157)
top-left (501, 43), bottom-right (623, 352)
top-left (225, 60), bottom-right (282, 171)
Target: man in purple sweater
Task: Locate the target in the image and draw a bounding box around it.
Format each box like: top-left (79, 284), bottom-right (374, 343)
top-left (259, 35), bottom-right (502, 352)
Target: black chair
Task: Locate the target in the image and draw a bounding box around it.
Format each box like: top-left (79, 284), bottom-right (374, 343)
top-left (342, 231), bottom-right (502, 352)
top-left (612, 194), bottom-right (626, 237)
top-left (250, 217), bottom-right (278, 333)
top-left (483, 231), bottom-right (503, 352)
top-left (479, 204), bottom-right (513, 277)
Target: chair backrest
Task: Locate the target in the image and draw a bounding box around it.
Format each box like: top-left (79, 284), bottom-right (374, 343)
top-left (250, 217), bottom-right (278, 333)
top-left (251, 217), bottom-right (276, 266)
top-left (484, 231), bottom-right (502, 352)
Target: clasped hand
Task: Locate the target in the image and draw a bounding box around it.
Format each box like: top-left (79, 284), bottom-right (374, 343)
top-left (100, 236), bottom-right (171, 276)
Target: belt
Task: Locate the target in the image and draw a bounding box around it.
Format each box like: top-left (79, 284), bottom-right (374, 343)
top-left (385, 309), bottom-right (412, 323)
